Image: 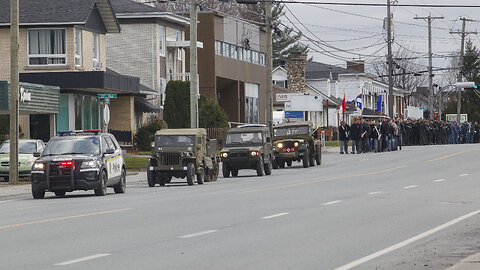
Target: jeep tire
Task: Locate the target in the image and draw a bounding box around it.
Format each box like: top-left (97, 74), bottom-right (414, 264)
top-left (302, 150), bottom-right (310, 168)
top-left (147, 169), bottom-right (156, 187)
top-left (315, 153), bottom-right (321, 165)
top-left (256, 158), bottom-right (264, 176)
top-left (197, 170), bottom-right (205, 185)
top-left (222, 163), bottom-right (230, 178)
top-left (264, 158), bottom-right (273, 175)
top-left (32, 186), bottom-right (45, 199)
top-left (186, 163), bottom-right (195, 186)
top-left (231, 169), bottom-right (239, 177)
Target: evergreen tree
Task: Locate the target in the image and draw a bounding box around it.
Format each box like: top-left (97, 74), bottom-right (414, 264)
top-left (241, 3), bottom-right (308, 67)
top-left (198, 96), bottom-right (229, 128)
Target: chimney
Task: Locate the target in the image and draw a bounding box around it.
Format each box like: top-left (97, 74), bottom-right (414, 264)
top-left (347, 60), bottom-right (365, 73)
top-left (286, 53), bottom-right (307, 93)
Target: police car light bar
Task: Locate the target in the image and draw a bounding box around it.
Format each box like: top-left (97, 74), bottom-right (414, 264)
top-left (57, 130), bottom-right (101, 136)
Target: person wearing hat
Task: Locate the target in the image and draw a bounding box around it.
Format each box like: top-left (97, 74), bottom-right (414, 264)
top-left (338, 121), bottom-right (350, 154)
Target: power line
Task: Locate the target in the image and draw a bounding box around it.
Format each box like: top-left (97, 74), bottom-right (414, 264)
top-left (258, 1), bottom-right (480, 8)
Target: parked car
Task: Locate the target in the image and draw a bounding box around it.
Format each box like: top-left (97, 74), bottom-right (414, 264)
top-left (0, 139), bottom-right (45, 181)
top-left (220, 124), bottom-right (273, 177)
top-left (30, 130), bottom-right (126, 199)
top-left (148, 128), bottom-right (219, 186)
top-left (272, 121), bottom-right (322, 169)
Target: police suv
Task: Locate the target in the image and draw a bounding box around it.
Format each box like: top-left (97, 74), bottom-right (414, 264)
top-left (31, 130), bottom-right (126, 199)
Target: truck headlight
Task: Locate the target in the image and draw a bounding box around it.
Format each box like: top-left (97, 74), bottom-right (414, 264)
top-left (221, 152), bottom-right (228, 158)
top-left (294, 142), bottom-right (299, 147)
top-left (32, 162), bottom-right (44, 170)
top-left (81, 160), bottom-right (99, 168)
top-left (277, 143), bottom-right (283, 148)
top-left (250, 151), bottom-right (259, 156)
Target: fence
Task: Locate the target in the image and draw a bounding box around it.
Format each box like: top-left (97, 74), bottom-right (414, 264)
top-left (109, 129), bottom-right (133, 145)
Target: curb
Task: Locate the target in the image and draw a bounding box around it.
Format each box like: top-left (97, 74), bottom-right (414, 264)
top-left (448, 252), bottom-right (480, 270)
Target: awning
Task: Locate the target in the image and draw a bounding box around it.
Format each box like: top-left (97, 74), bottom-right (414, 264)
top-left (134, 97), bottom-right (160, 113)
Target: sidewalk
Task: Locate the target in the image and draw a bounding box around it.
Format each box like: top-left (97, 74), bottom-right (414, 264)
top-left (448, 252), bottom-right (480, 270)
top-left (0, 171), bottom-right (147, 198)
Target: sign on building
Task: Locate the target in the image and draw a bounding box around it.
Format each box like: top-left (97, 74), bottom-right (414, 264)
top-left (446, 114), bottom-right (468, 123)
top-left (285, 111), bottom-right (304, 119)
top-left (289, 95), bottom-right (323, 112)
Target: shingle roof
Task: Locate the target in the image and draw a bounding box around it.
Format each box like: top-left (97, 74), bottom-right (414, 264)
top-left (0, 0), bottom-right (95, 24)
top-left (110, 0), bottom-right (163, 13)
top-left (306, 61), bottom-right (359, 80)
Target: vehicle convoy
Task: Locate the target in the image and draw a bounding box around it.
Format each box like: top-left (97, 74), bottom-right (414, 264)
top-left (147, 128), bottom-right (219, 186)
top-left (220, 124), bottom-right (273, 177)
top-left (30, 130), bottom-right (126, 199)
top-left (0, 139), bottom-right (45, 181)
top-left (272, 121), bottom-right (321, 169)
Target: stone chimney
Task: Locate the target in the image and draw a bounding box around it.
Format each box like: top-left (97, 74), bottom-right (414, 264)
top-left (347, 60), bottom-right (365, 73)
top-left (286, 53), bottom-right (307, 93)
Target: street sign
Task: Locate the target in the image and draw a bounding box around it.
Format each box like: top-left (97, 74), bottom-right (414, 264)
top-left (104, 98), bottom-right (110, 104)
top-left (285, 111), bottom-right (304, 119)
top-left (419, 107), bottom-right (428, 110)
top-left (97, 94), bottom-right (117, 99)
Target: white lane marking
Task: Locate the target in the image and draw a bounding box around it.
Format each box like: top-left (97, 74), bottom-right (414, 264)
top-left (0, 200), bottom-right (13, 203)
top-left (334, 209), bottom-right (480, 270)
top-left (54, 253), bottom-right (111, 266)
top-left (368, 191), bottom-right (382, 195)
top-left (262, 212), bottom-right (289, 219)
top-left (403, 185), bottom-right (418, 189)
top-left (433, 179), bottom-right (446, 183)
top-left (179, 230), bottom-right (218, 239)
top-left (460, 174), bottom-right (469, 177)
top-left (322, 200), bottom-right (342, 206)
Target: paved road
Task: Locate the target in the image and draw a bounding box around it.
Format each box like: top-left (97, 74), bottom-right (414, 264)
top-left (1, 144), bottom-right (480, 270)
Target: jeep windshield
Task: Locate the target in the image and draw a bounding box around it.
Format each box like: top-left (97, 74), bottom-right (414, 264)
top-left (42, 137), bottom-right (100, 156)
top-left (226, 132), bottom-right (263, 145)
top-left (0, 141), bottom-right (37, 154)
top-left (274, 126), bottom-right (309, 137)
top-left (156, 135), bottom-right (194, 146)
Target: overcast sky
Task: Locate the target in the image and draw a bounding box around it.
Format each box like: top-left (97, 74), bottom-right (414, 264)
top-left (282, 0), bottom-right (480, 80)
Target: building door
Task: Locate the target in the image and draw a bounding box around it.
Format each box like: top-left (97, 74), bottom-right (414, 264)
top-left (30, 114), bottom-right (50, 142)
top-left (168, 50), bottom-right (174, 79)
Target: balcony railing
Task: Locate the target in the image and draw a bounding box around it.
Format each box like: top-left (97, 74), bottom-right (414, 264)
top-left (168, 73), bottom-right (191, 81)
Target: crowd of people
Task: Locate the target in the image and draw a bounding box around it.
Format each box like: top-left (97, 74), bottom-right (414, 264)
top-left (337, 118), bottom-right (480, 154)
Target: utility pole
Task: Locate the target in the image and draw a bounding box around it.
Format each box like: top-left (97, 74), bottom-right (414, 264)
top-left (189, 0), bottom-right (198, 128)
top-left (386, 0), bottom-right (394, 119)
top-left (9, 0), bottom-right (19, 184)
top-left (266, 1), bottom-right (273, 134)
top-left (450, 18), bottom-right (476, 124)
top-left (414, 14), bottom-right (443, 120)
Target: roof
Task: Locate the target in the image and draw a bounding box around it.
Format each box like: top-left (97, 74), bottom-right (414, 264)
top-left (134, 97), bottom-right (160, 113)
top-left (306, 61), bottom-right (359, 80)
top-left (111, 0), bottom-right (189, 25)
top-left (110, 0), bottom-right (161, 13)
top-left (274, 121), bottom-right (312, 128)
top-left (227, 126), bottom-right (269, 134)
top-left (0, 0), bottom-right (120, 32)
top-left (155, 128), bottom-right (207, 136)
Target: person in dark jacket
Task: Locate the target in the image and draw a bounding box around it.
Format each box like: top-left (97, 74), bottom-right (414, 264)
top-left (338, 121), bottom-right (350, 154)
top-left (350, 118), bottom-right (362, 154)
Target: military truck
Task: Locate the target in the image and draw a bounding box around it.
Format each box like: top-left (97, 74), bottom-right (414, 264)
top-left (147, 128), bottom-right (219, 186)
top-left (220, 124), bottom-right (273, 177)
top-left (272, 121), bottom-right (321, 169)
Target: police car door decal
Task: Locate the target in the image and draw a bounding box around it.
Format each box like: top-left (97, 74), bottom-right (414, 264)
top-left (107, 155), bottom-right (123, 179)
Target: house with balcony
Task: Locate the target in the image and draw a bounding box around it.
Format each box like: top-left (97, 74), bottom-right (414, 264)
top-left (106, 0), bottom-right (190, 125)
top-left (186, 12), bottom-right (268, 124)
top-left (0, 0), bottom-right (150, 141)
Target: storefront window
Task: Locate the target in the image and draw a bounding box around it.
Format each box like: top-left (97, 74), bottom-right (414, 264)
top-left (83, 96), bottom-right (92, 129)
top-left (56, 94), bottom-right (69, 131)
top-left (75, 94), bottom-right (82, 130)
top-left (91, 97), bottom-right (99, 129)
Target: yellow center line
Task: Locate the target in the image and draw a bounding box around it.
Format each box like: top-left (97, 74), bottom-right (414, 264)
top-left (427, 149), bottom-right (478, 162)
top-left (238, 166), bottom-right (407, 194)
top-left (0, 208), bottom-right (132, 230)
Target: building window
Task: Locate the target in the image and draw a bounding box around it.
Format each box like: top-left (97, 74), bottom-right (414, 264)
top-left (92, 33), bottom-right (99, 63)
top-left (215, 41), bottom-right (222, 55)
top-left (223, 42), bottom-right (229, 57)
top-left (252, 51), bottom-right (259, 64)
top-left (160, 78), bottom-right (167, 106)
top-left (237, 47), bottom-right (243, 61)
top-left (176, 30), bottom-right (182, 60)
top-left (28, 29), bottom-right (66, 65)
top-left (245, 83), bottom-right (260, 123)
top-left (260, 53), bottom-right (266, 66)
top-left (74, 28), bottom-right (82, 67)
top-left (159, 26), bottom-right (166, 56)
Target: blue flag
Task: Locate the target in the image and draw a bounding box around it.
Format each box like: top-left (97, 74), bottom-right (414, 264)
top-left (375, 95), bottom-right (382, 113)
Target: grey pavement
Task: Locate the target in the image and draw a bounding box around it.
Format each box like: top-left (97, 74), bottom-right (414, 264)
top-left (1, 144), bottom-right (480, 269)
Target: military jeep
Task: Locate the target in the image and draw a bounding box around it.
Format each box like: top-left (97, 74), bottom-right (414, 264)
top-left (272, 121), bottom-right (321, 169)
top-left (220, 124), bottom-right (273, 177)
top-left (147, 128), bottom-right (219, 186)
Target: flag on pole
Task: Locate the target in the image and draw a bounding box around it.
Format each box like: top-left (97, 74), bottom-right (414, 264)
top-left (341, 94), bottom-right (346, 113)
top-left (375, 95), bottom-right (383, 113)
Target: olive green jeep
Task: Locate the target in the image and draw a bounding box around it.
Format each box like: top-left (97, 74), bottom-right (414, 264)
top-left (272, 121), bottom-right (321, 169)
top-left (220, 124), bottom-right (273, 177)
top-left (147, 128), bottom-right (219, 186)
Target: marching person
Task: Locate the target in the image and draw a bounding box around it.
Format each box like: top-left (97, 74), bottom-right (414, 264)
top-left (339, 121), bottom-right (350, 154)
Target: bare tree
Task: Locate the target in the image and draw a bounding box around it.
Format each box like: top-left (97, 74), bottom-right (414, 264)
top-left (369, 44), bottom-right (428, 94)
top-left (153, 0), bottom-right (248, 17)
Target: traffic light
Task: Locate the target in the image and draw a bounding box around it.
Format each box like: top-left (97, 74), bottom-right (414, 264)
top-left (434, 113), bottom-right (438, 120)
